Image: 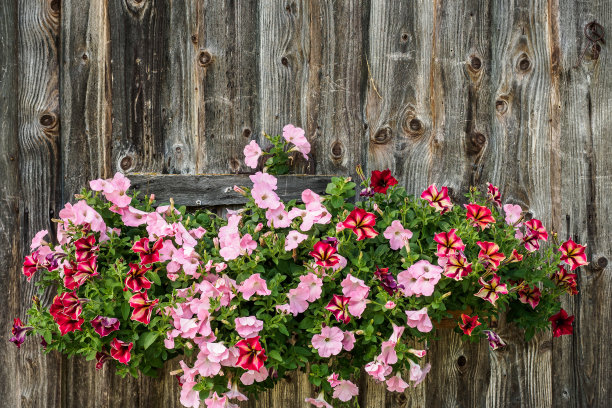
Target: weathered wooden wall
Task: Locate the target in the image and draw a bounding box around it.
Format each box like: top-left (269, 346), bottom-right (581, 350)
top-left (1, 0), bottom-right (610, 407)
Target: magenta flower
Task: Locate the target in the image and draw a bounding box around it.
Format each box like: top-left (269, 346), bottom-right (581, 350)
top-left (309, 241), bottom-right (339, 268)
top-left (387, 374), bottom-right (410, 392)
top-left (465, 203), bottom-right (495, 230)
top-left (234, 316), bottom-right (264, 338)
top-left (421, 184), bottom-right (453, 213)
top-left (475, 274), bottom-right (508, 305)
top-left (486, 183), bottom-right (502, 206)
top-left (405, 307), bottom-right (433, 333)
top-left (483, 330), bottom-right (506, 350)
top-left (235, 336), bottom-right (267, 372)
top-left (374, 266), bottom-right (401, 295)
top-left (477, 241), bottom-right (505, 270)
top-left (125, 263), bottom-right (152, 293)
top-left (433, 229), bottom-right (465, 257)
top-left (129, 292), bottom-right (159, 324)
top-left (311, 326), bottom-right (344, 358)
top-left (332, 379), bottom-right (359, 402)
top-left (524, 219), bottom-right (548, 241)
top-left (110, 338), bottom-right (133, 364)
top-left (326, 295), bottom-right (352, 324)
top-left (244, 140), bottom-right (263, 168)
top-left (383, 220), bottom-right (413, 250)
top-left (518, 284), bottom-right (541, 309)
top-left (342, 208), bottom-right (378, 240)
top-left (238, 273), bottom-right (271, 300)
top-left (559, 239), bottom-right (588, 270)
top-left (90, 316), bottom-right (120, 337)
top-left (132, 237), bottom-right (163, 265)
top-left (285, 230), bottom-right (308, 251)
top-left (10, 318), bottom-right (33, 348)
top-left (443, 253), bottom-right (472, 280)
top-left (22, 254), bottom-right (39, 281)
top-left (95, 351), bottom-right (111, 370)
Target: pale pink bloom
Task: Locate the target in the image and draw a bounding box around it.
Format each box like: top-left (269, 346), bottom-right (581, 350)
top-left (333, 380), bottom-right (359, 402)
top-left (408, 348), bottom-right (427, 358)
top-left (378, 340), bottom-right (398, 365)
top-left (225, 381), bottom-right (248, 401)
top-left (238, 274), bottom-right (271, 300)
top-left (305, 392), bottom-right (333, 408)
top-left (397, 260), bottom-right (442, 297)
top-left (105, 172), bottom-right (132, 208)
top-left (249, 171), bottom-right (277, 191)
top-left (180, 360), bottom-right (198, 383)
top-left (328, 373), bottom-right (341, 387)
top-left (341, 274), bottom-right (370, 299)
top-left (204, 342), bottom-right (229, 363)
top-left (288, 287), bottom-right (310, 316)
top-left (189, 226), bottom-right (207, 239)
top-left (180, 381), bottom-right (200, 408)
top-left (214, 276), bottom-right (237, 306)
top-left (220, 346), bottom-right (240, 367)
top-left (176, 318), bottom-right (199, 339)
top-left (385, 301), bottom-right (396, 309)
top-left (121, 206), bottom-right (149, 227)
top-left (331, 255), bottom-right (348, 272)
top-left (302, 189), bottom-right (322, 206)
top-left (285, 230), bottom-right (308, 251)
top-left (194, 353), bottom-right (221, 377)
top-left (234, 316), bottom-right (264, 339)
top-left (266, 204), bottom-right (291, 228)
top-left (384, 220), bottom-right (413, 250)
top-left (30, 229), bottom-right (48, 250)
top-left (364, 360), bottom-right (392, 382)
top-left (405, 308), bottom-right (433, 333)
top-left (275, 304), bottom-right (291, 314)
top-left (254, 223), bottom-right (263, 233)
top-left (283, 124), bottom-right (311, 159)
top-left (298, 273), bottom-right (323, 302)
top-left (311, 326), bottom-right (344, 358)
top-left (389, 324), bottom-right (405, 343)
top-left (409, 361), bottom-right (431, 385)
top-left (504, 203), bottom-right (522, 225)
top-left (252, 185), bottom-right (282, 210)
top-left (204, 392), bottom-right (227, 408)
top-left (386, 375), bottom-right (410, 392)
top-left (240, 234), bottom-right (257, 255)
top-left (342, 330), bottom-right (356, 351)
top-left (244, 140), bottom-right (263, 169)
top-left (336, 222), bottom-right (346, 232)
top-left (348, 297), bottom-right (368, 318)
top-left (240, 366), bottom-right (269, 385)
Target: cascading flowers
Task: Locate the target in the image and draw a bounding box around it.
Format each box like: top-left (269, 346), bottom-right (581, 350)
top-left (11, 124), bottom-right (585, 407)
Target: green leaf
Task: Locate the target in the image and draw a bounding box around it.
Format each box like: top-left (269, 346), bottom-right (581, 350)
top-left (121, 302), bottom-right (130, 320)
top-left (268, 350), bottom-right (283, 362)
top-left (150, 271), bottom-right (161, 286)
top-left (277, 324), bottom-right (290, 337)
top-left (141, 332), bottom-right (159, 350)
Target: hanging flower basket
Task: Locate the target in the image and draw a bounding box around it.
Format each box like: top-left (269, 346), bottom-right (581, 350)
top-left (12, 125), bottom-right (585, 407)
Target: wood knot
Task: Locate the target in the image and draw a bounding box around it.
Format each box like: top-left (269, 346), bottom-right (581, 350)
top-left (495, 99), bottom-right (508, 115)
top-left (50, 0), bottom-right (60, 14)
top-left (467, 132), bottom-right (486, 155)
top-left (229, 158), bottom-right (241, 172)
top-left (457, 355), bottom-right (467, 367)
top-left (281, 56), bottom-right (289, 66)
top-left (39, 112), bottom-right (59, 136)
top-left (371, 126), bottom-right (393, 144)
top-left (401, 32), bottom-right (409, 42)
top-left (395, 393), bottom-right (408, 404)
top-left (175, 146), bottom-right (182, 154)
top-left (198, 50), bottom-right (213, 67)
top-left (242, 128), bottom-right (252, 138)
top-left (330, 141), bottom-right (344, 163)
top-left (81, 53), bottom-right (89, 62)
top-left (597, 256), bottom-right (608, 269)
top-left (191, 34), bottom-right (198, 44)
top-left (120, 156), bottom-right (133, 171)
top-left (517, 54), bottom-right (531, 72)
top-left (469, 55), bottom-right (482, 71)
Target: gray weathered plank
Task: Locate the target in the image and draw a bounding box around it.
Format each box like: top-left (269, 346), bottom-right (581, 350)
top-left (16, 0), bottom-right (63, 407)
top-left (129, 174), bottom-right (333, 207)
top-left (555, 1), bottom-right (612, 406)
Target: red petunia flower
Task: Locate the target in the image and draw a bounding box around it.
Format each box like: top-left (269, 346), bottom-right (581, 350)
top-left (559, 239), bottom-right (588, 271)
top-left (235, 336), bottom-right (267, 372)
top-left (309, 241), bottom-right (339, 268)
top-left (420, 184), bottom-right (453, 214)
top-left (443, 253), bottom-right (472, 280)
top-left (549, 309), bottom-right (574, 337)
top-left (325, 294), bottom-right (352, 324)
top-left (551, 265), bottom-right (578, 295)
top-left (132, 237), bottom-right (164, 265)
top-left (49, 292), bottom-right (83, 320)
top-left (22, 254), bottom-right (39, 281)
top-left (459, 314), bottom-right (481, 336)
top-left (129, 292), bottom-right (159, 324)
top-left (507, 249), bottom-right (523, 263)
top-left (90, 316), bottom-right (120, 337)
top-left (110, 338), bottom-right (133, 364)
top-left (125, 263), bottom-right (153, 292)
top-left (477, 241), bottom-right (505, 270)
top-left (465, 204), bottom-right (495, 230)
top-left (433, 229), bottom-right (465, 257)
top-left (95, 351), bottom-right (111, 370)
top-left (9, 318), bottom-right (33, 348)
top-left (342, 208), bottom-right (378, 241)
top-left (54, 312), bottom-right (85, 336)
top-left (486, 183), bottom-right (501, 207)
top-left (74, 235), bottom-right (98, 262)
top-left (474, 274), bottom-right (508, 305)
top-left (370, 169), bottom-right (398, 194)
top-left (518, 284), bottom-right (541, 309)
top-left (524, 219), bottom-right (548, 241)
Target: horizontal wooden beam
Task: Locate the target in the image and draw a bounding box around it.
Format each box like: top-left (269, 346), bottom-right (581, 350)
top-left (129, 174), bottom-right (333, 207)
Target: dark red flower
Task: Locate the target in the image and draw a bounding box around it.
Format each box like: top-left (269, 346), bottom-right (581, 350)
top-left (374, 266), bottom-right (401, 295)
top-left (518, 285), bottom-right (541, 309)
top-left (325, 294), bottom-right (351, 324)
top-left (49, 292), bottom-right (83, 320)
top-left (95, 351), bottom-right (111, 370)
top-left (74, 235), bottom-right (98, 262)
top-left (549, 309), bottom-right (574, 337)
top-left (235, 336), bottom-right (267, 372)
top-left (129, 292), bottom-right (159, 325)
top-left (132, 238), bottom-right (163, 265)
top-left (90, 316), bottom-right (120, 337)
top-left (459, 314), bottom-right (481, 336)
top-left (110, 338), bottom-right (133, 364)
top-left (125, 263), bottom-right (152, 292)
top-left (22, 254), bottom-right (39, 281)
top-left (309, 241), bottom-right (339, 268)
top-left (370, 169), bottom-right (398, 194)
top-left (9, 318), bottom-right (33, 348)
top-left (486, 183), bottom-right (501, 207)
top-left (54, 312), bottom-right (85, 336)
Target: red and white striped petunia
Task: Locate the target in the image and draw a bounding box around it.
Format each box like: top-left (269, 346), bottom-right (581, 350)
top-left (458, 314), bottom-right (481, 336)
top-left (486, 183), bottom-right (501, 207)
top-left (110, 338), bottom-right (133, 364)
top-left (129, 291), bottom-right (159, 324)
top-left (235, 336), bottom-right (267, 372)
top-left (125, 263), bottom-right (153, 292)
top-left (420, 184), bottom-right (453, 214)
top-left (474, 274), bottom-right (508, 305)
top-left (325, 294), bottom-right (352, 324)
top-left (309, 241), bottom-right (340, 268)
top-left (518, 284), bottom-right (541, 309)
top-left (465, 204), bottom-right (495, 230)
top-left (132, 237), bottom-right (164, 265)
top-left (443, 253), bottom-right (472, 280)
top-left (559, 239), bottom-right (588, 270)
top-left (433, 229), bottom-right (465, 257)
top-left (477, 241), bottom-right (505, 270)
top-left (342, 208), bottom-right (378, 241)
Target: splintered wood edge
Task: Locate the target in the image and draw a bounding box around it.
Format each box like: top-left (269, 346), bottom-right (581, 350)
top-left (128, 174), bottom-right (334, 207)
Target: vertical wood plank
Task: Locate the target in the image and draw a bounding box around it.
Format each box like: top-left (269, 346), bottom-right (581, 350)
top-left (364, 0), bottom-right (435, 194)
top-left (555, 1), bottom-right (612, 406)
top-left (16, 0), bottom-right (63, 407)
top-left (0, 1), bottom-right (22, 407)
top-left (195, 0), bottom-right (259, 174)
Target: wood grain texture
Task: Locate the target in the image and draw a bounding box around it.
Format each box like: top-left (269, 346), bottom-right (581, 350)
top-left (16, 0), bottom-right (63, 407)
top-left (0, 2), bottom-right (22, 407)
top-left (555, 1), bottom-right (612, 406)
top-left (129, 174), bottom-right (333, 207)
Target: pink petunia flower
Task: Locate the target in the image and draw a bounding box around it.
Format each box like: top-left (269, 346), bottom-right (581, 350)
top-left (234, 316), bottom-right (264, 338)
top-left (409, 361), bottom-right (431, 385)
top-left (238, 274), bottom-right (271, 300)
top-left (420, 184), bottom-right (453, 213)
top-left (364, 360), bottom-right (392, 382)
top-left (298, 273), bottom-right (323, 302)
top-left (465, 203), bottom-right (495, 230)
top-left (325, 295), bottom-right (352, 324)
top-left (405, 307), bottom-right (433, 333)
top-left (487, 183), bottom-right (502, 206)
top-left (386, 374), bottom-right (410, 392)
top-left (503, 204), bottom-right (523, 225)
top-left (474, 274), bottom-right (508, 305)
top-left (244, 140), bottom-right (263, 169)
top-left (341, 330), bottom-right (356, 351)
top-left (433, 229), bottom-right (465, 257)
top-left (311, 326), bottom-right (344, 358)
top-left (285, 230), bottom-right (308, 251)
top-left (333, 380), bottom-right (359, 402)
top-left (240, 366), bottom-right (269, 385)
top-left (288, 286), bottom-right (310, 316)
top-left (90, 316), bottom-right (120, 337)
top-left (283, 124), bottom-right (311, 159)
top-left (305, 392), bottom-right (333, 408)
top-left (384, 220), bottom-right (413, 250)
top-left (559, 239), bottom-right (588, 270)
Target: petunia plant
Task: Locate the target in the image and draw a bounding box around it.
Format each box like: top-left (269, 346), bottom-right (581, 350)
top-left (12, 124), bottom-right (586, 407)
